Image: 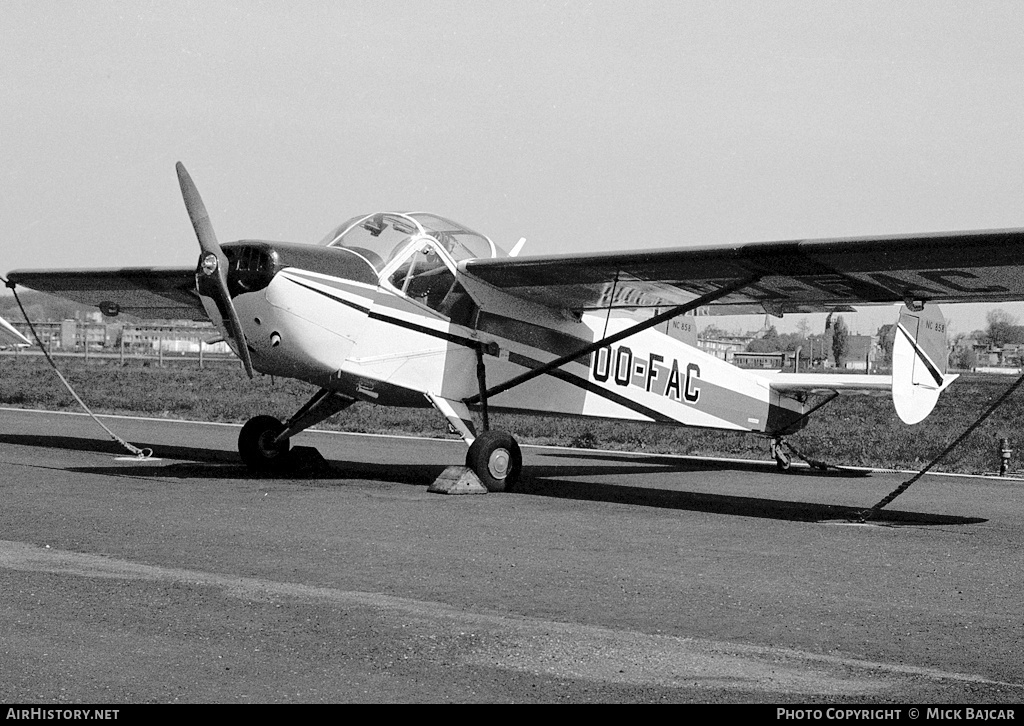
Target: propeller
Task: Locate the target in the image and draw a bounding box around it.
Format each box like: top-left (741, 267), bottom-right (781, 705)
top-left (176, 162), bottom-right (254, 378)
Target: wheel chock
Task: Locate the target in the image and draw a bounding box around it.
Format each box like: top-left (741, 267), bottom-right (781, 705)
top-left (288, 446), bottom-right (333, 476)
top-left (427, 465), bottom-right (488, 494)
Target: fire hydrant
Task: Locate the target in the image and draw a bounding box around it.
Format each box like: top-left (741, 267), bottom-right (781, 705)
top-left (1000, 438), bottom-right (1013, 476)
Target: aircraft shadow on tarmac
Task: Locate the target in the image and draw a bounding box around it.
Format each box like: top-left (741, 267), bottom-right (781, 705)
top-left (534, 449), bottom-right (874, 476)
top-left (514, 451), bottom-right (986, 526)
top-left (5, 432), bottom-right (985, 526)
top-left (0, 433), bottom-right (239, 464)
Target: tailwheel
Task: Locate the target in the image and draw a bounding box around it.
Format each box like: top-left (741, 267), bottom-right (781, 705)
top-left (771, 439), bottom-right (792, 472)
top-left (466, 430), bottom-right (522, 492)
top-left (239, 415), bottom-right (291, 473)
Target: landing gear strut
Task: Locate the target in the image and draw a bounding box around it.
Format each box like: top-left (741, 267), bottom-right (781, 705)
top-left (427, 341), bottom-right (525, 493)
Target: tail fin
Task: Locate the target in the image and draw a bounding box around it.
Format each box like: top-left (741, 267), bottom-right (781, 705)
top-left (661, 313), bottom-right (698, 347)
top-left (892, 304), bottom-right (956, 424)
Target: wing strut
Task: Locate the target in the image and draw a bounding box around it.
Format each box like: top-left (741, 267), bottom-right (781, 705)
top-left (464, 274), bottom-right (761, 406)
top-left (475, 343), bottom-right (491, 431)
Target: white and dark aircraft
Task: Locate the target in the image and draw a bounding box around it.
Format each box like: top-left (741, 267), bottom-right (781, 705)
top-left (8, 163), bottom-right (1024, 490)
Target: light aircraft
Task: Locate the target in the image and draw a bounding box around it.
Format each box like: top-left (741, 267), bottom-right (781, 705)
top-left (8, 163), bottom-right (1024, 490)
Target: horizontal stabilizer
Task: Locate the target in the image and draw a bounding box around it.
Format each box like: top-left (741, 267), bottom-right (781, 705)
top-left (764, 372), bottom-right (891, 396)
top-left (892, 304), bottom-right (954, 424)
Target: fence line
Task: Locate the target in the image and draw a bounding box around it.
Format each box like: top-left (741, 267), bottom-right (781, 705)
top-left (0, 347), bottom-right (243, 369)
top-left (1, 320), bottom-right (241, 369)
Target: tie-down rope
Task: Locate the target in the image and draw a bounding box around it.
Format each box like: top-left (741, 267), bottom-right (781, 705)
top-left (860, 370), bottom-right (1024, 522)
top-left (3, 278), bottom-right (152, 459)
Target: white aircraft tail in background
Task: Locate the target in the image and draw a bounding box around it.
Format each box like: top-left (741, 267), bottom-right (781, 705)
top-left (0, 314), bottom-right (31, 347)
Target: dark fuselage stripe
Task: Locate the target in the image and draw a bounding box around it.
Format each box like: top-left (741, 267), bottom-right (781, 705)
top-left (286, 277), bottom-right (371, 314)
top-left (505, 351), bottom-right (675, 423)
top-left (367, 310), bottom-right (480, 349)
top-left (286, 274), bottom-right (480, 348)
top-left (476, 311), bottom-right (592, 361)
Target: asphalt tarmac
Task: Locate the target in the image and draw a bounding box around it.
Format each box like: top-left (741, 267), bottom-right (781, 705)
top-left (1, 407), bottom-right (1022, 704)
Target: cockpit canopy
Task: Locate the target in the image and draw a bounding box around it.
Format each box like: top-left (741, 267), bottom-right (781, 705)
top-left (319, 212), bottom-right (503, 273)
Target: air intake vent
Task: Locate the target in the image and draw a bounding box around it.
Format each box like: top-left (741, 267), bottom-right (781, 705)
top-left (224, 245), bottom-right (278, 297)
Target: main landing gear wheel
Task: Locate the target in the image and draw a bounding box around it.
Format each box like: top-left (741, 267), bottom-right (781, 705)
top-left (239, 415), bottom-right (291, 473)
top-left (466, 430), bottom-right (522, 492)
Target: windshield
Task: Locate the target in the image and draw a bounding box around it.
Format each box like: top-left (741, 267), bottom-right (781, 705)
top-left (320, 212), bottom-right (504, 272)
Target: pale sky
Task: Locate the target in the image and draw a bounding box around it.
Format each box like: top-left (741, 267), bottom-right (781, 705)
top-left (4, 0), bottom-right (1024, 337)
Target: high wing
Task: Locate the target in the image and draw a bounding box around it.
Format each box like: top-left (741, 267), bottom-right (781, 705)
top-left (5, 267), bottom-right (206, 320)
top-left (11, 227), bottom-right (1024, 321)
top-left (460, 228), bottom-right (1024, 314)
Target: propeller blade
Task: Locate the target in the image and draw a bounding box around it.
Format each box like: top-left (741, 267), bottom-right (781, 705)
top-left (176, 162), bottom-right (254, 378)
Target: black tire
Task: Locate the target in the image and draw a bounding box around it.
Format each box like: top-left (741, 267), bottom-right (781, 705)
top-left (238, 415), bottom-right (291, 473)
top-left (775, 450), bottom-right (792, 472)
top-left (466, 430), bottom-right (522, 492)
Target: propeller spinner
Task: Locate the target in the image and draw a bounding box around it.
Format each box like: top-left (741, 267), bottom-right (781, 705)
top-left (176, 162), bottom-right (254, 378)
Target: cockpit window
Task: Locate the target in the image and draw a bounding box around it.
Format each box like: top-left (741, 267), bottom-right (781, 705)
top-left (319, 213), bottom-right (422, 272)
top-left (387, 239), bottom-right (478, 325)
top-left (389, 243), bottom-right (451, 301)
top-left (320, 212), bottom-right (505, 272)
top-left (404, 213), bottom-right (503, 261)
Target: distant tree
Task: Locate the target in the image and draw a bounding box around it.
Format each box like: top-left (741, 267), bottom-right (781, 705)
top-left (831, 315), bottom-right (849, 366)
top-left (699, 324), bottom-right (732, 340)
top-left (746, 325), bottom-right (780, 353)
top-left (985, 309), bottom-right (1022, 347)
top-left (875, 323), bottom-right (896, 367)
top-left (949, 332), bottom-right (977, 370)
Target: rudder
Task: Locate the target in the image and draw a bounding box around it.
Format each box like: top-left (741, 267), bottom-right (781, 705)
top-left (892, 304), bottom-right (956, 424)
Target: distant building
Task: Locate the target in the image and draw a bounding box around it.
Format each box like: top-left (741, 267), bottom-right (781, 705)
top-left (9, 320), bottom-right (231, 355)
top-left (697, 334), bottom-right (757, 361)
top-left (972, 340), bottom-right (1024, 369)
top-left (999, 343), bottom-right (1024, 367)
top-left (731, 351), bottom-right (785, 369)
top-left (121, 323), bottom-right (232, 354)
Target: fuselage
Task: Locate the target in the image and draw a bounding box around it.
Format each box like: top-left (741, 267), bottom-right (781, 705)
top-left (204, 213), bottom-right (808, 436)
